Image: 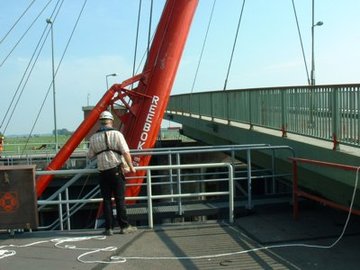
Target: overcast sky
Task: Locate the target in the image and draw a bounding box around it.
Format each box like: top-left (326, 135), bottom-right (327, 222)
top-left (1, 0), bottom-right (359, 135)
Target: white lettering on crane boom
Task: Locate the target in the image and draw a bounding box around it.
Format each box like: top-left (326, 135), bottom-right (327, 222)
top-left (137, 95), bottom-right (160, 150)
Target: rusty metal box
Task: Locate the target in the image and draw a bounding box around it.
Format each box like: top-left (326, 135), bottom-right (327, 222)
top-left (0, 165), bottom-right (38, 230)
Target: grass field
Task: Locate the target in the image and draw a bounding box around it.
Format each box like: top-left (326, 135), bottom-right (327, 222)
top-left (1, 134), bottom-right (87, 155)
top-left (1, 128), bottom-right (189, 156)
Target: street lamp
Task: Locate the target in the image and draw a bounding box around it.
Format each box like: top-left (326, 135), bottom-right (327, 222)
top-left (106, 73), bottom-right (117, 90)
top-left (310, 0), bottom-right (323, 86)
top-left (46, 18), bottom-right (58, 151)
top-left (105, 73), bottom-right (117, 112)
top-left (310, 20), bottom-right (323, 85)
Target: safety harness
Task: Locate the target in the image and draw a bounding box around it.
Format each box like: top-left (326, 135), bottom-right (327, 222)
top-left (95, 129), bottom-right (122, 156)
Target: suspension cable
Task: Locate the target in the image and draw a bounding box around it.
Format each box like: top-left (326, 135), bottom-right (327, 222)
top-left (1, 26), bottom-right (50, 134)
top-left (21, 0), bottom-right (88, 155)
top-left (190, 0), bottom-right (216, 94)
top-left (132, 0), bottom-right (142, 79)
top-left (147, 0), bottom-right (153, 57)
top-left (291, 0), bottom-right (310, 85)
top-left (0, 0), bottom-right (54, 68)
top-left (132, 32), bottom-right (156, 79)
top-left (0, 0), bottom-right (37, 45)
top-left (133, 1), bottom-right (163, 79)
top-left (0, 0), bottom-right (62, 133)
top-left (134, 1), bottom-right (155, 76)
top-left (223, 0), bottom-right (246, 91)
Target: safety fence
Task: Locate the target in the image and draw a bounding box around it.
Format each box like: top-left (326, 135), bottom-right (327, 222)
top-left (167, 84), bottom-right (360, 149)
top-left (34, 144), bottom-right (294, 230)
top-left (37, 163), bottom-right (233, 230)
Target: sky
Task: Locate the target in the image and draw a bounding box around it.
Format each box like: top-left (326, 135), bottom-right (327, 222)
top-left (0, 0), bottom-right (359, 135)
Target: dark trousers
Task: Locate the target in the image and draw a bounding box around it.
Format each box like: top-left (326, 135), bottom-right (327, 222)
top-left (99, 166), bottom-right (129, 230)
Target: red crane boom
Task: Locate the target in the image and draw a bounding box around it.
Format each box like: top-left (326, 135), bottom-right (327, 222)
top-left (36, 0), bottom-right (199, 198)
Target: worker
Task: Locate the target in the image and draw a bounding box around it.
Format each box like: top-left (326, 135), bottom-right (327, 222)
top-left (88, 111), bottom-right (137, 236)
top-left (0, 135), bottom-right (4, 158)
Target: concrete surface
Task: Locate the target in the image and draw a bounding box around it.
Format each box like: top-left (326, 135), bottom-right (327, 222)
top-left (1, 202), bottom-right (359, 269)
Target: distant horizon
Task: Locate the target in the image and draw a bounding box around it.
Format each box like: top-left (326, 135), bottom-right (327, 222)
top-left (4, 125), bottom-right (182, 138)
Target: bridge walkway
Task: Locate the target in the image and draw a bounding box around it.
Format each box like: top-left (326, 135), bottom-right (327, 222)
top-left (1, 202), bottom-right (359, 270)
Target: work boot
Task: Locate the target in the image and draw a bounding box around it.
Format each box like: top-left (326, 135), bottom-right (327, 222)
top-left (103, 229), bottom-right (113, 236)
top-left (120, 225), bottom-right (137, 234)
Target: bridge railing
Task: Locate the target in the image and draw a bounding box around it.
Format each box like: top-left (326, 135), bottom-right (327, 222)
top-left (35, 144), bottom-right (294, 231)
top-left (167, 84), bottom-right (360, 149)
top-left (37, 163), bottom-right (234, 230)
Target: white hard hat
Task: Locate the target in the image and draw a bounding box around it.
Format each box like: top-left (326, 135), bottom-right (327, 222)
top-left (99, 111), bottom-right (114, 121)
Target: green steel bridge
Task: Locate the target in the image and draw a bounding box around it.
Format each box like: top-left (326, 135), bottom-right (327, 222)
top-left (166, 83), bottom-right (360, 209)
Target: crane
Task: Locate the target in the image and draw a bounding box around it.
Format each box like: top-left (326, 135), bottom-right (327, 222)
top-left (36, 0), bottom-right (199, 199)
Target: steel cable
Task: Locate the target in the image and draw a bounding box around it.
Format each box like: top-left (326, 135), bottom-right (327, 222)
top-left (223, 0), bottom-right (246, 91)
top-left (291, 0), bottom-right (311, 85)
top-left (147, 0), bottom-right (154, 58)
top-left (22, 0), bottom-right (88, 156)
top-left (190, 0), bottom-right (217, 94)
top-left (0, 0), bottom-right (62, 134)
top-left (0, 0), bottom-right (54, 68)
top-left (0, 0), bottom-right (37, 45)
top-left (132, 0), bottom-right (143, 80)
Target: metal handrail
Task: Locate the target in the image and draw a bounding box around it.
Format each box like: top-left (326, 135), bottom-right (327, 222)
top-left (30, 143), bottom-right (294, 230)
top-left (48, 144), bottom-right (294, 209)
top-left (167, 83), bottom-right (360, 149)
top-left (37, 163), bottom-right (234, 229)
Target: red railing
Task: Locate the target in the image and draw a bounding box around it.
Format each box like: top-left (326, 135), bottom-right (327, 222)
top-left (290, 157), bottom-right (360, 219)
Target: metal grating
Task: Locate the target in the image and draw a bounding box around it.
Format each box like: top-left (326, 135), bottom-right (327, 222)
top-left (114, 223), bottom-right (297, 269)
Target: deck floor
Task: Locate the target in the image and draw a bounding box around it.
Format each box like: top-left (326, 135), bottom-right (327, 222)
top-left (1, 202), bottom-right (359, 269)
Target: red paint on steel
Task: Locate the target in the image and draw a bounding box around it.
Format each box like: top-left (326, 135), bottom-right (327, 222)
top-left (120, 0), bottom-right (199, 199)
top-left (36, 0), bottom-right (198, 198)
top-left (289, 157), bottom-right (360, 219)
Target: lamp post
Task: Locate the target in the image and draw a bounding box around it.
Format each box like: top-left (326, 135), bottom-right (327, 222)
top-left (46, 18), bottom-right (58, 151)
top-left (105, 73), bottom-right (117, 112)
top-left (106, 73), bottom-right (117, 90)
top-left (308, 0), bottom-right (323, 128)
top-left (310, 0), bottom-right (323, 86)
